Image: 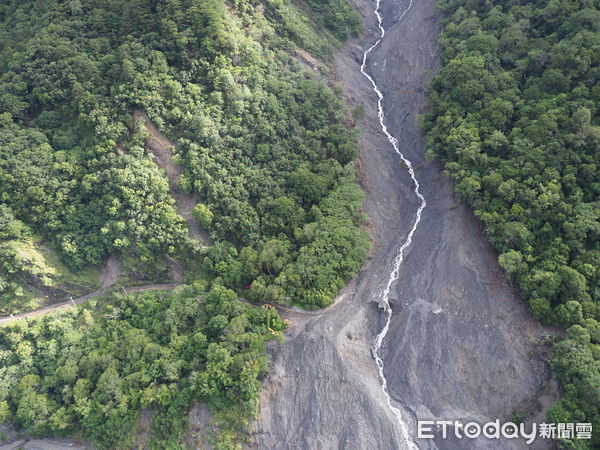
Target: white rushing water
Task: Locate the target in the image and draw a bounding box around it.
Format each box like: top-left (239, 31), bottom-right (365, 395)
top-left (359, 0), bottom-right (424, 448)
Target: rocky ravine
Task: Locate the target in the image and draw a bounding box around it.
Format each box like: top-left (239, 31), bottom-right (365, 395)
top-left (0, 1), bottom-right (555, 449)
top-left (252, 0), bottom-right (555, 449)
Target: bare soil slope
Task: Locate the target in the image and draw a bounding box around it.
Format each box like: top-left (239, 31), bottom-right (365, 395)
top-left (132, 110), bottom-right (210, 244)
top-left (251, 0), bottom-right (555, 448)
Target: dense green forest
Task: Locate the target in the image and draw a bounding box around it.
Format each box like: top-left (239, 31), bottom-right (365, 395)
top-left (424, 0), bottom-right (600, 447)
top-left (0, 0), bottom-right (364, 446)
top-left (0, 284), bottom-right (285, 448)
top-left (0, 204), bottom-right (101, 315)
top-left (0, 0), bottom-right (366, 314)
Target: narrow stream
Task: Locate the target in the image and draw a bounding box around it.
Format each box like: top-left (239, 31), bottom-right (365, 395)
top-left (359, 0), bottom-right (425, 448)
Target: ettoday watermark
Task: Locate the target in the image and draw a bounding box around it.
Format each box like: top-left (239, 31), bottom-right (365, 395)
top-left (417, 420), bottom-right (592, 444)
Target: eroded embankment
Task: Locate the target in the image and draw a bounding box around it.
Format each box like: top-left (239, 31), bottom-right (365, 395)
top-left (132, 109), bottom-right (210, 244)
top-left (359, 0), bottom-right (425, 446)
top-left (252, 0), bottom-right (555, 448)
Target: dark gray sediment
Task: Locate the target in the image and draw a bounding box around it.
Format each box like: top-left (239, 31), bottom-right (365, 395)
top-left (251, 0), bottom-right (555, 448)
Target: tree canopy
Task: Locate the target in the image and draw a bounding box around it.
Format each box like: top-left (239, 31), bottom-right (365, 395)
top-left (0, 284), bottom-right (285, 448)
top-left (0, 0), bottom-right (368, 312)
top-left (0, 0), bottom-right (366, 445)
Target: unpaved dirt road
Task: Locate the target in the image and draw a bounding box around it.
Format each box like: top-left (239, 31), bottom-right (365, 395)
top-left (251, 0), bottom-right (554, 448)
top-left (0, 283), bottom-right (179, 325)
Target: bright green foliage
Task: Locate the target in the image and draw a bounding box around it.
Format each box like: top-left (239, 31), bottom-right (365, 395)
top-left (0, 204), bottom-right (100, 314)
top-left (548, 326), bottom-right (600, 449)
top-left (304, 0), bottom-right (361, 40)
top-left (0, 0), bottom-right (366, 446)
top-left (193, 204), bottom-right (214, 228)
top-left (425, 1), bottom-right (600, 447)
top-left (0, 0), bottom-right (368, 310)
top-left (0, 285), bottom-right (284, 448)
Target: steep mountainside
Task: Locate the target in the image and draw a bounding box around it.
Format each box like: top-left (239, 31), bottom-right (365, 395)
top-left (0, 0), bottom-right (367, 313)
top-left (425, 1), bottom-right (600, 447)
top-left (0, 0), bottom-right (368, 447)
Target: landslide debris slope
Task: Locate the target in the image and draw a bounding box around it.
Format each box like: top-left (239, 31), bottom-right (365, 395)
top-left (253, 0), bottom-right (552, 448)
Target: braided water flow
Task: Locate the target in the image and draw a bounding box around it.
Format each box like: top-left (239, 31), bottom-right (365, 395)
top-left (359, 1), bottom-right (424, 448)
